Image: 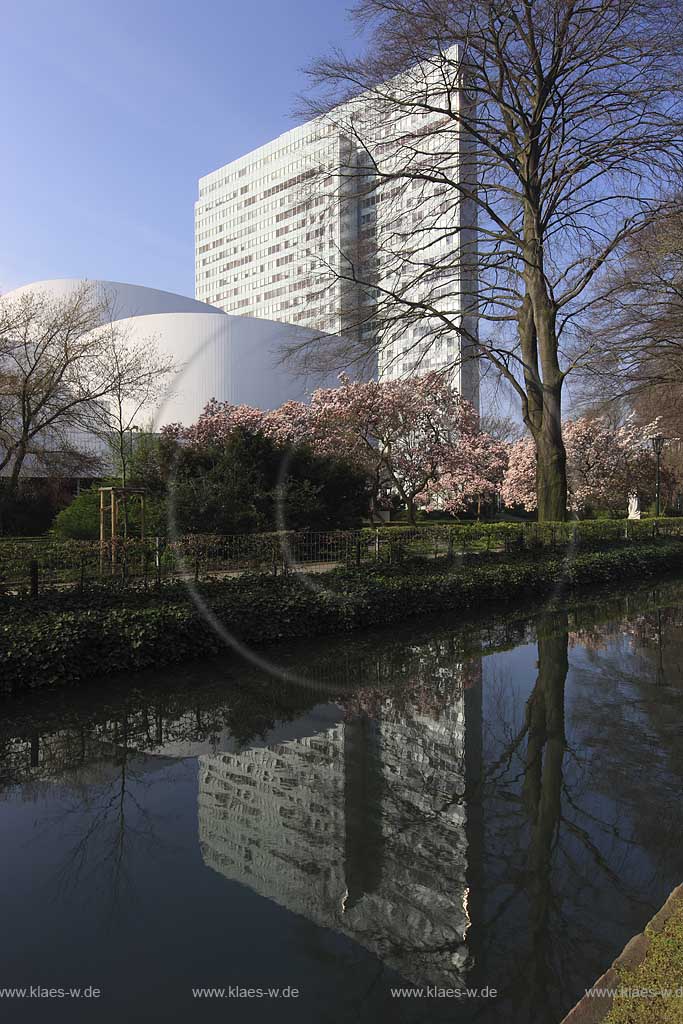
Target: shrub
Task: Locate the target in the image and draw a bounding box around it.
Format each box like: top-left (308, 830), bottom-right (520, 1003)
top-left (51, 487), bottom-right (101, 540)
top-left (51, 484), bottom-right (165, 540)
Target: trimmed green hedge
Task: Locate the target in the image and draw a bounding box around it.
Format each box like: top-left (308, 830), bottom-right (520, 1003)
top-left (3, 539), bottom-right (683, 693)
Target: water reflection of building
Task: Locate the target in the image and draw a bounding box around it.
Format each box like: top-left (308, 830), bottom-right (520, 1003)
top-left (198, 672), bottom-right (481, 987)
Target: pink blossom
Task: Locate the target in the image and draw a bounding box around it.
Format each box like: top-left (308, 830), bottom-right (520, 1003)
top-left (502, 414), bottom-right (676, 513)
top-left (171, 398), bottom-right (266, 447)
top-left (306, 373), bottom-right (507, 518)
top-left (161, 376), bottom-right (509, 521)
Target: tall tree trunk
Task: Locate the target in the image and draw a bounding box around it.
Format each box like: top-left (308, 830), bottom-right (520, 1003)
top-left (535, 385), bottom-right (567, 522)
top-left (519, 342), bottom-right (569, 522)
top-left (520, 201), bottom-right (569, 522)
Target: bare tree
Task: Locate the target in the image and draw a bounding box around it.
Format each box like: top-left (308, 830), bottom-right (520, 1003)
top-left (0, 283), bottom-right (174, 530)
top-left (0, 284), bottom-right (105, 489)
top-left (573, 202), bottom-right (683, 494)
top-left (577, 201), bottom-right (683, 406)
top-left (294, 0), bottom-right (683, 520)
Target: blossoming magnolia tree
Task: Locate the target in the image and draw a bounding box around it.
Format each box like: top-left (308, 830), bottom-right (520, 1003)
top-left (166, 373), bottom-right (507, 525)
top-left (304, 373), bottom-right (507, 523)
top-left (165, 398), bottom-right (314, 449)
top-left (162, 401), bottom-right (266, 446)
top-left (502, 415), bottom-right (675, 515)
top-left (416, 430), bottom-right (509, 516)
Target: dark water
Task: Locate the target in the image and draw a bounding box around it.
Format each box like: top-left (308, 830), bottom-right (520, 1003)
top-left (2, 582), bottom-right (683, 1024)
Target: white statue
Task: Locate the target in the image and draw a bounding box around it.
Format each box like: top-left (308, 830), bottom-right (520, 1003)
top-left (627, 492), bottom-right (641, 519)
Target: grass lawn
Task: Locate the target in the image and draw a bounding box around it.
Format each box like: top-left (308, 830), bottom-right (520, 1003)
top-left (605, 893), bottom-right (683, 1023)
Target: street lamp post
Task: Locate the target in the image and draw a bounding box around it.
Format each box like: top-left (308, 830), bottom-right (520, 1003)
top-left (651, 434), bottom-right (666, 517)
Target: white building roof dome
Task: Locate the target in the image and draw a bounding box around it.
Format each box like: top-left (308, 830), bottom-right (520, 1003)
top-left (3, 278), bottom-right (226, 320)
top-left (2, 278), bottom-right (340, 425)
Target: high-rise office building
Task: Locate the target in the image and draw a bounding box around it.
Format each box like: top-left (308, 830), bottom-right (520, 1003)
top-left (195, 50), bottom-right (479, 408)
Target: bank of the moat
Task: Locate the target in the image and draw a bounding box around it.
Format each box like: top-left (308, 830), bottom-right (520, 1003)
top-left (562, 885), bottom-right (683, 1024)
top-left (3, 538), bottom-right (683, 692)
top-left (1, 576), bottom-right (683, 1023)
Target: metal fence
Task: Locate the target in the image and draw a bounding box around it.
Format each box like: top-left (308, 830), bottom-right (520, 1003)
top-left (2, 517), bottom-right (683, 594)
top-left (0, 530), bottom-right (373, 593)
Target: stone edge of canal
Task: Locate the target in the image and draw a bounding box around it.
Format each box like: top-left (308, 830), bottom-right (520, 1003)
top-left (560, 883), bottom-right (683, 1024)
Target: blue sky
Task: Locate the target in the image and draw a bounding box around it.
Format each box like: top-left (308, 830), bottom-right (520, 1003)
top-left (1, 0), bottom-right (358, 296)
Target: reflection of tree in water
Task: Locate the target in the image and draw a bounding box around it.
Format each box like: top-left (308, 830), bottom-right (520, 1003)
top-left (0, 683), bottom-right (318, 789)
top-left (477, 599), bottom-right (683, 1024)
top-left (340, 654), bottom-right (480, 720)
top-left (523, 614), bottom-right (568, 1015)
top-left (567, 600), bottom-right (683, 884)
top-left (1, 678), bottom-right (332, 922)
top-left (25, 729), bottom-right (175, 923)
top-left (469, 612), bottom-right (573, 1021)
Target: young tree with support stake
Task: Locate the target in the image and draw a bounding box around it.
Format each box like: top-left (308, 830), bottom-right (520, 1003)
top-left (86, 318), bottom-right (175, 536)
top-left (295, 0), bottom-right (683, 520)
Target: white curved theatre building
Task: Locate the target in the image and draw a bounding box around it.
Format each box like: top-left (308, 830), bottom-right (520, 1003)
top-left (2, 279), bottom-right (339, 425)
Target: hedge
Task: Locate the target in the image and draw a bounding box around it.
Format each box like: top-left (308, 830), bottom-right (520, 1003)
top-left (3, 517), bottom-right (683, 592)
top-left (3, 538), bottom-right (683, 694)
